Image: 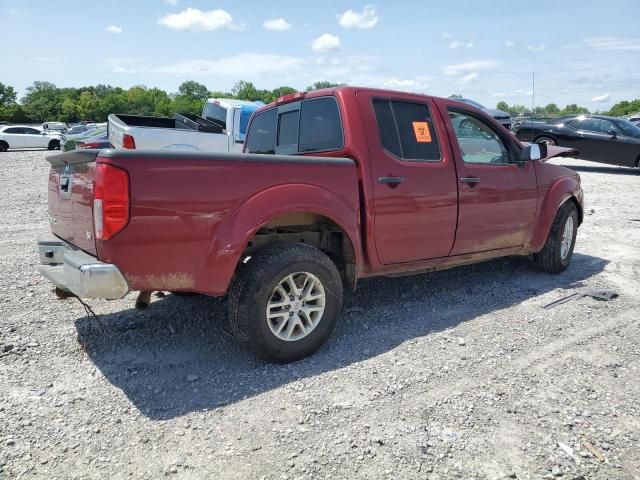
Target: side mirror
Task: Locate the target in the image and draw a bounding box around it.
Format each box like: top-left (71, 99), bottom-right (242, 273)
top-left (519, 142), bottom-right (548, 161)
top-left (41, 131), bottom-right (47, 135)
top-left (607, 129), bottom-right (617, 138)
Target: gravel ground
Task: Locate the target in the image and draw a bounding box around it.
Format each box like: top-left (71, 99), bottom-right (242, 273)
top-left (1, 149), bottom-right (639, 480)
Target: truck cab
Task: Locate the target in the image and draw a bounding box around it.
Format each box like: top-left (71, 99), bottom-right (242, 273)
top-left (202, 98), bottom-right (263, 149)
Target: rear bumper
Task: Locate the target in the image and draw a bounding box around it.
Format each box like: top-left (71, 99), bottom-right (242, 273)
top-left (37, 234), bottom-right (129, 300)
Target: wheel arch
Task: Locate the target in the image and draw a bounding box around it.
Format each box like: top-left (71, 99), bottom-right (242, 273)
top-left (527, 176), bottom-right (582, 252)
top-left (199, 183), bottom-right (362, 295)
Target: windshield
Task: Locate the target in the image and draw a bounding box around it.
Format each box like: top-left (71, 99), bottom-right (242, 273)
top-left (614, 119), bottom-right (640, 137)
top-left (459, 98), bottom-right (486, 109)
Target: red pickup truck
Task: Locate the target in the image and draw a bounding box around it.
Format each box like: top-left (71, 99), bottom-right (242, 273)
top-left (38, 87), bottom-right (583, 362)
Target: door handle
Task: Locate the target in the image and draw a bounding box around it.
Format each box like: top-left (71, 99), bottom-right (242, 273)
top-left (378, 176), bottom-right (405, 185)
top-left (460, 177), bottom-right (480, 184)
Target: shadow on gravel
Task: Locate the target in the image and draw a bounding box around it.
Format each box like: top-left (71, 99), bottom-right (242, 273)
top-left (560, 164), bottom-right (639, 175)
top-left (74, 252), bottom-right (607, 420)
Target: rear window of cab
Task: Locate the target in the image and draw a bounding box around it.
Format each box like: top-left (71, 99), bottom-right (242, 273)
top-left (246, 97), bottom-right (343, 155)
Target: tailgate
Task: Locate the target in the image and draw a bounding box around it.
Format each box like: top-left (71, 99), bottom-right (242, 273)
top-left (47, 150), bottom-right (98, 255)
top-left (107, 114), bottom-right (125, 149)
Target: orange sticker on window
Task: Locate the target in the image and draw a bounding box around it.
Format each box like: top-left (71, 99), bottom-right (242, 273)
top-left (412, 121), bottom-right (432, 143)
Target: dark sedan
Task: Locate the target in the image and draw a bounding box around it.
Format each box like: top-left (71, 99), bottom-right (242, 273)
top-left (457, 98), bottom-right (512, 130)
top-left (515, 115), bottom-right (640, 168)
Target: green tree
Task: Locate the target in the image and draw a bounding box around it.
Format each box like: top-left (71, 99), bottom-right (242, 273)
top-left (544, 103), bottom-right (560, 117)
top-left (306, 81), bottom-right (344, 92)
top-left (232, 81), bottom-right (258, 100)
top-left (496, 101), bottom-right (509, 112)
top-left (607, 99), bottom-right (640, 117)
top-left (60, 98), bottom-right (78, 123)
top-left (560, 104), bottom-right (589, 116)
top-left (77, 91), bottom-right (99, 120)
top-left (0, 82), bottom-right (18, 121)
top-left (177, 81), bottom-right (209, 101)
top-left (22, 81), bottom-right (62, 122)
top-left (448, 94), bottom-right (463, 99)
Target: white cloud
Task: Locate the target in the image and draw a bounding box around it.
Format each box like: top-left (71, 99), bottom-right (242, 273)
top-left (466, 41), bottom-right (474, 48)
top-left (165, 0), bottom-right (178, 4)
top-left (527, 44), bottom-right (547, 52)
top-left (158, 8), bottom-right (242, 32)
top-left (490, 89), bottom-right (533, 98)
top-left (154, 54), bottom-right (305, 76)
top-left (591, 93), bottom-right (610, 103)
top-left (381, 77), bottom-right (429, 92)
top-left (585, 36), bottom-right (640, 51)
top-left (442, 33), bottom-right (454, 40)
top-left (263, 18), bottom-right (291, 31)
top-left (458, 72), bottom-right (479, 84)
top-left (505, 40), bottom-right (515, 48)
top-left (449, 41), bottom-right (463, 49)
top-left (105, 25), bottom-right (122, 34)
top-left (443, 59), bottom-right (499, 76)
top-left (311, 33), bottom-right (341, 52)
top-left (338, 5), bottom-right (378, 29)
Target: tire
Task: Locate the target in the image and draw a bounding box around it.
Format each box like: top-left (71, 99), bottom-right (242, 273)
top-left (0, 141), bottom-right (8, 152)
top-left (533, 201), bottom-right (578, 273)
top-left (534, 136), bottom-right (557, 146)
top-left (48, 139), bottom-right (60, 151)
top-left (228, 243), bottom-right (343, 363)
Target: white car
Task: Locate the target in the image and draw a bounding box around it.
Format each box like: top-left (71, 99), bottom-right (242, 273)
top-left (0, 125), bottom-right (62, 152)
top-left (42, 121), bottom-right (68, 133)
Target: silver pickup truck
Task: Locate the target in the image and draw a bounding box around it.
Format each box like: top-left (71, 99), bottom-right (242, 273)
top-left (108, 98), bottom-right (261, 152)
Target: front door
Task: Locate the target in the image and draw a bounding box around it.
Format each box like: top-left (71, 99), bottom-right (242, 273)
top-left (439, 102), bottom-right (538, 255)
top-left (356, 91), bottom-right (459, 264)
top-left (23, 127), bottom-right (46, 148)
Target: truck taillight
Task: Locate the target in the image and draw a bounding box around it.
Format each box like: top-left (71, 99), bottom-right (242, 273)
top-left (122, 133), bottom-right (136, 149)
top-left (93, 163), bottom-right (129, 240)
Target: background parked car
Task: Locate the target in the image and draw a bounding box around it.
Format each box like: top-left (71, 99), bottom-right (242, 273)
top-left (0, 125), bottom-right (62, 151)
top-left (456, 98), bottom-right (513, 130)
top-left (66, 125), bottom-right (90, 135)
top-left (76, 132), bottom-right (111, 150)
top-left (61, 125), bottom-right (107, 151)
top-left (42, 121), bottom-right (68, 134)
top-left (514, 114), bottom-right (640, 168)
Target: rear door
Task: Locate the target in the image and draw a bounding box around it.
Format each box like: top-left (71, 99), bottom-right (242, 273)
top-left (356, 91), bottom-right (458, 264)
top-left (439, 101), bottom-right (537, 255)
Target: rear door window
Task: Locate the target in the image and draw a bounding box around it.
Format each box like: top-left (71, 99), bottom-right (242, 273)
top-left (372, 99), bottom-right (441, 161)
top-left (299, 98), bottom-right (343, 153)
top-left (245, 108), bottom-right (277, 154)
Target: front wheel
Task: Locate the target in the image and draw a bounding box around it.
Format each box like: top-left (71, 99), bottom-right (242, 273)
top-left (533, 201), bottom-right (578, 273)
top-left (48, 139), bottom-right (60, 150)
top-left (228, 243), bottom-right (343, 363)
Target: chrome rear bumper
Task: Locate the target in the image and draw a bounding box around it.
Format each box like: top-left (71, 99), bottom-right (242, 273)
top-left (37, 234), bottom-right (129, 300)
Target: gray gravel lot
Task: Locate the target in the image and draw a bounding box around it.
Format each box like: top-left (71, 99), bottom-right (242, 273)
top-left (1, 149), bottom-right (639, 480)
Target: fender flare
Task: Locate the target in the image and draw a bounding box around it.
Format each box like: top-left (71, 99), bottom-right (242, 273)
top-left (528, 176), bottom-right (583, 252)
top-left (197, 183), bottom-right (361, 295)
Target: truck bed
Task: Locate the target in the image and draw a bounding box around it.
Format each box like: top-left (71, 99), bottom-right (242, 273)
top-left (46, 149), bottom-right (359, 295)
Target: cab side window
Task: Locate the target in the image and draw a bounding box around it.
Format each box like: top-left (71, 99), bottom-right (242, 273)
top-left (448, 110), bottom-right (511, 165)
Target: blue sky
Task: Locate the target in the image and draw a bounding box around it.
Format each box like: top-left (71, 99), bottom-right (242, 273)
top-left (1, 0), bottom-right (639, 109)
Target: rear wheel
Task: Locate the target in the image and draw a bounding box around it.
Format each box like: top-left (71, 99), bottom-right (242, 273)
top-left (228, 243), bottom-right (343, 363)
top-left (0, 141), bottom-right (8, 152)
top-left (48, 139), bottom-right (60, 150)
top-left (533, 201), bottom-right (578, 273)
top-left (535, 136), bottom-right (557, 146)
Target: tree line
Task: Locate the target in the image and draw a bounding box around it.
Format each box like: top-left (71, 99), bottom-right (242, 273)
top-left (1, 80), bottom-right (638, 124)
top-left (0, 80), bottom-right (342, 124)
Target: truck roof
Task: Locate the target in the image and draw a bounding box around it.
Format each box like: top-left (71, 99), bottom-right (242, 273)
top-left (255, 86), bottom-right (446, 113)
